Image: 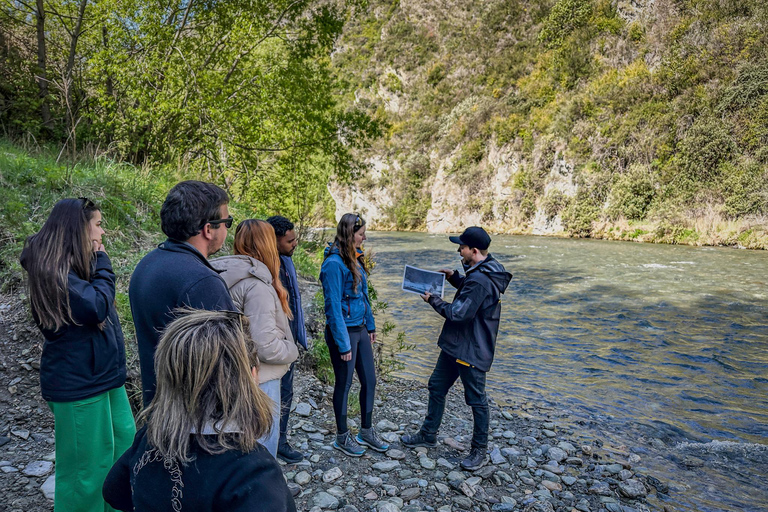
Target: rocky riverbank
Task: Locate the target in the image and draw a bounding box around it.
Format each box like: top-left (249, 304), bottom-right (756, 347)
top-left (1, 288), bottom-right (672, 512)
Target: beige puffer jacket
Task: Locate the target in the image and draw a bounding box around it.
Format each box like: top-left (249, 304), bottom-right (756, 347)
top-left (211, 255), bottom-right (299, 383)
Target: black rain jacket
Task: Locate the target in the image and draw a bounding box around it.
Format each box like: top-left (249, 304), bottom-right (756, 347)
top-left (427, 254), bottom-right (512, 372)
top-left (20, 250), bottom-right (126, 402)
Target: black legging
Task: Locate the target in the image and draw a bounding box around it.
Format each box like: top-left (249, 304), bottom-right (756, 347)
top-left (325, 324), bottom-right (376, 433)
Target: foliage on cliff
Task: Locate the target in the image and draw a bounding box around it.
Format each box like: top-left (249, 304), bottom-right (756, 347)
top-left (332, 0), bottom-right (768, 241)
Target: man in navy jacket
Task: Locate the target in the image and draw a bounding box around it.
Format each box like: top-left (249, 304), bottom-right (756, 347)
top-left (130, 181), bottom-right (236, 406)
top-left (402, 227), bottom-right (512, 471)
top-left (267, 215), bottom-right (308, 463)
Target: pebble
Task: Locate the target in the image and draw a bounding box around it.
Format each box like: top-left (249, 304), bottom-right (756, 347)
top-left (372, 461), bottom-right (400, 472)
top-left (619, 478), bottom-right (648, 498)
top-left (489, 445), bottom-right (506, 464)
top-left (22, 461), bottom-right (53, 477)
top-left (11, 429), bottom-right (30, 440)
top-left (418, 456), bottom-right (435, 470)
top-left (295, 403), bottom-right (312, 417)
top-left (41, 474), bottom-right (55, 500)
top-left (387, 449), bottom-right (406, 460)
top-left (376, 502), bottom-right (400, 512)
top-left (547, 446), bottom-right (567, 462)
top-left (376, 420), bottom-right (399, 432)
top-left (399, 487), bottom-right (420, 501)
top-left (313, 491), bottom-right (340, 509)
top-left (294, 471), bottom-right (311, 485)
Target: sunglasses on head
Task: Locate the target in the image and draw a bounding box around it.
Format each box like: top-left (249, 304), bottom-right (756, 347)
top-left (202, 215), bottom-right (233, 229)
top-left (79, 197), bottom-right (95, 209)
top-left (354, 214), bottom-right (363, 228)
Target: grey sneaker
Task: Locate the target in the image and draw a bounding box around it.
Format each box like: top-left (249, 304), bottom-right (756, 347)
top-left (400, 431), bottom-right (437, 448)
top-left (460, 447), bottom-right (489, 471)
top-left (356, 427), bottom-right (389, 452)
top-left (333, 431), bottom-right (366, 457)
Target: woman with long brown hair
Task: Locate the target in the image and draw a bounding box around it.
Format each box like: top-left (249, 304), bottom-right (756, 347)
top-left (19, 197), bottom-right (135, 512)
top-left (320, 213), bottom-right (389, 456)
top-left (211, 219), bottom-right (299, 457)
top-left (102, 309), bottom-right (296, 511)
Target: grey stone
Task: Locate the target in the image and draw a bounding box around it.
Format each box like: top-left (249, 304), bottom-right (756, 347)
top-left (606, 463), bottom-right (624, 474)
top-left (400, 487), bottom-right (420, 501)
top-left (387, 449), bottom-right (406, 460)
top-left (434, 482), bottom-right (450, 494)
top-left (558, 441), bottom-right (577, 454)
top-left (327, 486), bottom-right (346, 497)
top-left (313, 491), bottom-right (340, 509)
top-left (23, 461), bottom-right (53, 477)
top-left (1, 466), bottom-right (18, 473)
top-left (619, 478), bottom-right (647, 498)
top-left (446, 471), bottom-right (465, 483)
top-left (365, 475), bottom-right (383, 486)
top-left (372, 460), bottom-right (400, 472)
top-left (418, 456), bottom-right (435, 470)
top-left (575, 498), bottom-right (591, 512)
top-left (41, 474), bottom-right (55, 500)
top-left (437, 457), bottom-right (454, 469)
top-left (452, 495), bottom-right (473, 509)
top-left (11, 429), bottom-right (30, 440)
top-left (489, 445), bottom-right (506, 465)
top-left (618, 469), bottom-right (633, 481)
top-left (501, 447), bottom-right (522, 457)
top-left (562, 476), bottom-right (577, 486)
top-left (588, 480), bottom-right (612, 496)
top-left (376, 420), bottom-right (400, 432)
top-left (287, 482), bottom-right (301, 497)
top-left (323, 467), bottom-right (343, 483)
top-left (491, 504), bottom-right (516, 512)
top-left (566, 457), bottom-right (584, 465)
top-left (547, 447), bottom-right (567, 462)
top-left (295, 471), bottom-right (311, 485)
top-left (295, 403), bottom-right (312, 417)
top-left (376, 503), bottom-right (400, 512)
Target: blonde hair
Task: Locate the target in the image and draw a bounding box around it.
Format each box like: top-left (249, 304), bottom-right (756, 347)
top-left (141, 309), bottom-right (273, 463)
top-left (234, 219), bottom-right (292, 318)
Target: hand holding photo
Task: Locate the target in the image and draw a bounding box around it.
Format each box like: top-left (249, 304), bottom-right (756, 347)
top-left (402, 265), bottom-right (445, 298)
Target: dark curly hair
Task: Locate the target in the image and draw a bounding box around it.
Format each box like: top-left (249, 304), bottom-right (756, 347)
top-left (161, 181), bottom-right (229, 241)
top-left (265, 215), bottom-right (294, 238)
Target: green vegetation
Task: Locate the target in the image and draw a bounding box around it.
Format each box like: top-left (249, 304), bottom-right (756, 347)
top-left (332, 0), bottom-right (768, 245)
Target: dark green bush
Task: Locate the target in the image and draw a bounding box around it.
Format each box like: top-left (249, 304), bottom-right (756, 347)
top-left (721, 161), bottom-right (768, 217)
top-left (606, 166), bottom-right (656, 220)
top-left (562, 192), bottom-right (599, 237)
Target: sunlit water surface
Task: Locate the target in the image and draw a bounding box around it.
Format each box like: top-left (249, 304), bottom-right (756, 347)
top-left (364, 231), bottom-right (768, 512)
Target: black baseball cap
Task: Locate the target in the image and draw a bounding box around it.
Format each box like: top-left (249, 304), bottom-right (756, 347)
top-left (449, 226), bottom-right (491, 250)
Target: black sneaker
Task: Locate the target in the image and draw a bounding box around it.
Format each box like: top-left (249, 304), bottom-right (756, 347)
top-left (277, 442), bottom-right (304, 463)
top-left (333, 432), bottom-right (366, 457)
top-left (356, 427), bottom-right (389, 452)
top-left (400, 431), bottom-right (437, 448)
top-left (460, 447), bottom-right (489, 471)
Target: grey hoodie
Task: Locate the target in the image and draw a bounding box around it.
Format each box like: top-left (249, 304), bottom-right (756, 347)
top-left (211, 255), bottom-right (298, 383)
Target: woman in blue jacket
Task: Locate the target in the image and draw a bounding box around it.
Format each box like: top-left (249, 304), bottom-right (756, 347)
top-left (320, 213), bottom-right (389, 456)
top-left (20, 198), bottom-right (135, 512)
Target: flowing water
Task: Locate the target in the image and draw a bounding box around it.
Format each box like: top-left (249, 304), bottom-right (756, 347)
top-left (365, 231), bottom-right (768, 512)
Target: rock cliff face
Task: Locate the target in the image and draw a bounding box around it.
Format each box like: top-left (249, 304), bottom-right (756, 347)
top-left (331, 140), bottom-right (577, 235)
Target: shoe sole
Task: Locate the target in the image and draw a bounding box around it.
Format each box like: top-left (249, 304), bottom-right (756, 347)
top-left (332, 442), bottom-right (366, 457)
top-left (460, 456), bottom-right (490, 471)
top-left (356, 435), bottom-right (389, 453)
top-left (277, 453), bottom-right (304, 464)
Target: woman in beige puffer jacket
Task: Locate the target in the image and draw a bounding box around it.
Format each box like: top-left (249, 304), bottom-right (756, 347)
top-left (211, 220), bottom-right (299, 457)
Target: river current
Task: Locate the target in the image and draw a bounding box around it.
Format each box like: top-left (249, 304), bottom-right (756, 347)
top-left (365, 231), bottom-right (768, 512)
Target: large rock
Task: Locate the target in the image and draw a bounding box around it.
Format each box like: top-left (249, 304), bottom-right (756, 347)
top-left (41, 474), bottom-right (55, 500)
top-left (619, 479), bottom-right (648, 498)
top-left (23, 461), bottom-right (53, 477)
top-left (313, 491), bottom-right (340, 509)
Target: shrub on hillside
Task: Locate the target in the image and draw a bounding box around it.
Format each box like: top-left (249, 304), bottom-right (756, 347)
top-left (721, 161), bottom-right (768, 218)
top-left (606, 165), bottom-right (656, 220)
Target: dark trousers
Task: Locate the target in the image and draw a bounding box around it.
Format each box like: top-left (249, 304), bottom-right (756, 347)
top-left (278, 362), bottom-right (295, 446)
top-left (422, 350), bottom-right (489, 449)
top-left (325, 325), bottom-right (376, 433)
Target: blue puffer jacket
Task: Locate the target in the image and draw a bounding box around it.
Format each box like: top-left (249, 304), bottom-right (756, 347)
top-left (319, 244), bottom-right (375, 354)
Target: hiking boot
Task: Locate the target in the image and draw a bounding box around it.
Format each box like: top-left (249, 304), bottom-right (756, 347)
top-left (400, 430), bottom-right (437, 448)
top-left (460, 446), bottom-right (489, 471)
top-left (333, 431), bottom-right (366, 457)
top-left (356, 427), bottom-right (389, 453)
top-left (277, 442), bottom-right (304, 463)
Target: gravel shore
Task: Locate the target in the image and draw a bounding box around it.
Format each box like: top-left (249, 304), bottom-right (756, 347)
top-left (0, 286), bottom-right (671, 512)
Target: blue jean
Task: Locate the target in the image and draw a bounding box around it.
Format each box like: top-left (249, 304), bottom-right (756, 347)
top-left (258, 379), bottom-right (281, 458)
top-left (421, 350), bottom-right (489, 449)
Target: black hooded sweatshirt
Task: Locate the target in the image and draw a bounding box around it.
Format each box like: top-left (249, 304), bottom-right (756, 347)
top-left (129, 239), bottom-right (235, 406)
top-left (427, 254), bottom-right (512, 372)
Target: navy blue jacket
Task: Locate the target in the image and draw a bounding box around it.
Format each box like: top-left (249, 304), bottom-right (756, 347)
top-left (20, 251), bottom-right (126, 402)
top-left (319, 244), bottom-right (375, 354)
top-left (103, 426), bottom-right (296, 512)
top-left (129, 240), bottom-right (235, 405)
top-left (428, 254), bottom-right (512, 372)
top-left (278, 255), bottom-right (307, 349)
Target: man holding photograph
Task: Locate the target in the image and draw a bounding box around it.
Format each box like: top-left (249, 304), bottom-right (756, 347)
top-left (401, 226), bottom-right (512, 471)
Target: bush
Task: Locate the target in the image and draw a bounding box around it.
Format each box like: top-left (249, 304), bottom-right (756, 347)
top-left (721, 161), bottom-right (768, 217)
top-left (562, 192), bottom-right (599, 236)
top-left (675, 116), bottom-right (736, 183)
top-left (540, 189), bottom-right (571, 220)
top-left (606, 165), bottom-right (656, 220)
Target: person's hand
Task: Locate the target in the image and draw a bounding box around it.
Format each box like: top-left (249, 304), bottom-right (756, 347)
top-left (439, 268), bottom-right (454, 278)
top-left (341, 352), bottom-right (352, 362)
top-left (93, 241), bottom-right (106, 253)
top-left (421, 292), bottom-right (432, 302)
top-left (370, 332), bottom-right (377, 344)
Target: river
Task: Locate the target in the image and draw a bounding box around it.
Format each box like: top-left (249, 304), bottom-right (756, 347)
top-left (365, 231), bottom-right (768, 512)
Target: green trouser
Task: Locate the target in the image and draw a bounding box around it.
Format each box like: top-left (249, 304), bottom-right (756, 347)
top-left (48, 386), bottom-right (136, 512)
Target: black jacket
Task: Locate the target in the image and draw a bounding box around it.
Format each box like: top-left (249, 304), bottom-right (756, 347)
top-left (428, 254), bottom-right (512, 372)
top-left (129, 239), bottom-right (235, 405)
top-left (20, 250), bottom-right (126, 402)
top-left (103, 426), bottom-right (296, 512)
